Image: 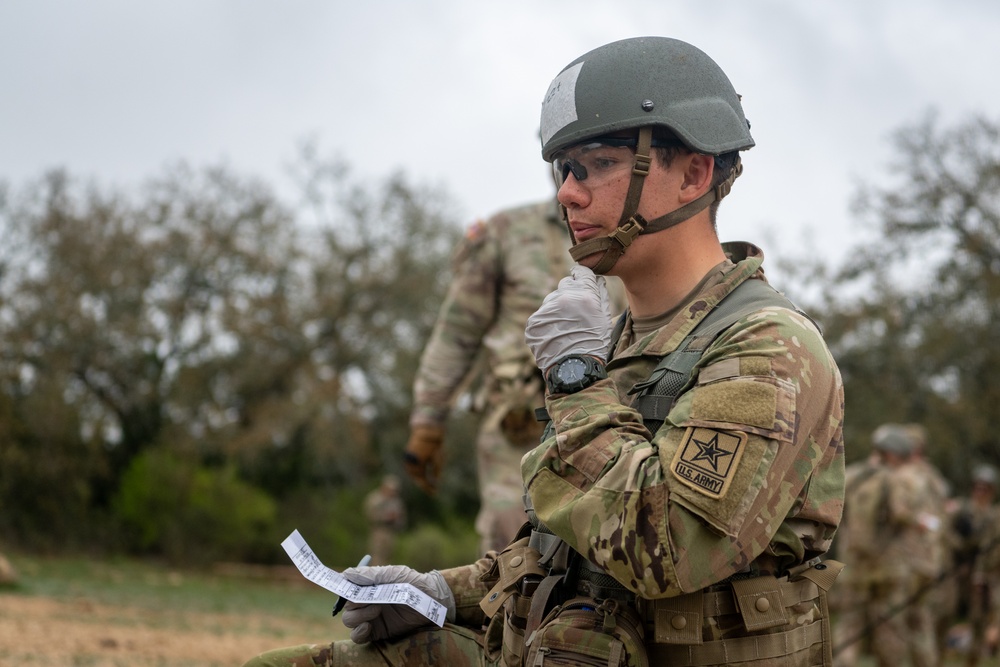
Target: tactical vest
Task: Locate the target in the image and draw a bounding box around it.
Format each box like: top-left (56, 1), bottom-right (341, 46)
top-left (535, 277), bottom-right (808, 436)
top-left (489, 278), bottom-right (843, 667)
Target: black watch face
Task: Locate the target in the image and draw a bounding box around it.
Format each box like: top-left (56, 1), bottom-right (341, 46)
top-left (556, 357), bottom-right (588, 385)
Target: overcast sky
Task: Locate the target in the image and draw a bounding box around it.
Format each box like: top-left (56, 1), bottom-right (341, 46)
top-left (3, 1), bottom-right (999, 268)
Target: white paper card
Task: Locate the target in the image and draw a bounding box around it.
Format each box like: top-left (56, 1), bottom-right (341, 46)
top-left (281, 529), bottom-right (447, 627)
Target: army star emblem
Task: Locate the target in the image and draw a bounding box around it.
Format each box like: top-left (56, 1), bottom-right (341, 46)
top-left (691, 432), bottom-right (730, 471)
top-left (671, 427), bottom-right (748, 498)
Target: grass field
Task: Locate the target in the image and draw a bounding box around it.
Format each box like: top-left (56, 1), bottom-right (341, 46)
top-left (0, 550), bottom-right (351, 666)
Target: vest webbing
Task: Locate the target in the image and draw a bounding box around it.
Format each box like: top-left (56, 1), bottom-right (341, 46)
top-left (523, 280), bottom-right (830, 661)
top-left (618, 277), bottom-right (798, 435)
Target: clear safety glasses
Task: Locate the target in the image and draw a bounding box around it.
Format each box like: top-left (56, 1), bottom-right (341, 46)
top-left (551, 136), bottom-right (682, 187)
top-left (552, 141), bottom-right (637, 188)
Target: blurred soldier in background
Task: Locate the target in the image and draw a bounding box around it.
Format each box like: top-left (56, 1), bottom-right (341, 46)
top-left (952, 464), bottom-right (1000, 665)
top-left (898, 422), bottom-right (949, 667)
top-left (0, 549), bottom-right (17, 586)
top-left (403, 198), bottom-right (624, 554)
top-left (834, 424), bottom-right (921, 667)
top-left (363, 475), bottom-right (406, 566)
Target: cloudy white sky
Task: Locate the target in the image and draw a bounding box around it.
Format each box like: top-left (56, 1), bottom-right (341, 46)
top-left (2, 1), bottom-right (999, 268)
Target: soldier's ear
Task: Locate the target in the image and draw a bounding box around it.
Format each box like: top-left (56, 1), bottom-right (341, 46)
top-left (679, 154), bottom-right (714, 203)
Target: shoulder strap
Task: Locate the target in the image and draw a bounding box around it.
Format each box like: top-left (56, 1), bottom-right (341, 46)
top-left (607, 311), bottom-right (629, 363)
top-left (630, 279), bottom-right (796, 433)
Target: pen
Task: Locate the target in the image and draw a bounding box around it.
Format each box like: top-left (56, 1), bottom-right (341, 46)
top-left (332, 554), bottom-right (372, 617)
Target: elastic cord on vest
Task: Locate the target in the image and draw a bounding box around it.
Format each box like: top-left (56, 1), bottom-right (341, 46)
top-left (567, 128), bottom-right (743, 275)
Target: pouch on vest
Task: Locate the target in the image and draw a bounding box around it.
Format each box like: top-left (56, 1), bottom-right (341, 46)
top-left (480, 532), bottom-right (547, 667)
top-left (731, 575), bottom-right (788, 632)
top-left (523, 597), bottom-right (649, 667)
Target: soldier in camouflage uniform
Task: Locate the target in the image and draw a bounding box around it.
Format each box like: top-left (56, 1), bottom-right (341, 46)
top-left (954, 465), bottom-right (1000, 666)
top-left (0, 550), bottom-right (17, 586)
top-left (242, 36), bottom-right (845, 667)
top-left (898, 423), bottom-right (950, 667)
top-left (402, 199), bottom-right (578, 555)
top-left (404, 198), bottom-right (626, 554)
top-left (834, 425), bottom-right (922, 667)
top-left (363, 475), bottom-right (406, 566)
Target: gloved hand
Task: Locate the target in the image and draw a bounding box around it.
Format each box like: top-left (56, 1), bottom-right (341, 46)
top-left (403, 424), bottom-right (445, 494)
top-left (340, 565), bottom-right (456, 644)
top-left (525, 264), bottom-right (614, 372)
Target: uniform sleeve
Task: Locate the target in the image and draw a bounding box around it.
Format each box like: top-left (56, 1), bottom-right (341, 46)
top-left (521, 308), bottom-right (845, 599)
top-left (438, 553), bottom-right (496, 628)
top-left (887, 467), bottom-right (924, 528)
top-left (410, 222), bottom-right (502, 426)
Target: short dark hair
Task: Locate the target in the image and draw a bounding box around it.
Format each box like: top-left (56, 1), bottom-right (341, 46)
top-left (652, 127), bottom-right (740, 228)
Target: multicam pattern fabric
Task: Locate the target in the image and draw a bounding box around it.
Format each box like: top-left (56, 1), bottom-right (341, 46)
top-left (894, 458), bottom-right (948, 666)
top-left (410, 200), bottom-right (570, 429)
top-left (835, 459), bottom-right (927, 666)
top-left (520, 242), bottom-right (845, 597)
top-left (411, 200), bottom-right (625, 553)
top-left (410, 200), bottom-right (570, 554)
top-left (241, 243), bottom-right (844, 667)
top-left (363, 486), bottom-right (406, 566)
top-left (240, 626), bottom-right (496, 667)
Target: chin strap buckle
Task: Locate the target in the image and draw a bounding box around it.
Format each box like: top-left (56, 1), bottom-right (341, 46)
top-left (608, 215), bottom-right (647, 248)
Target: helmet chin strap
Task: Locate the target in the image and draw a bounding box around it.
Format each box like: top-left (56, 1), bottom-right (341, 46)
top-left (566, 127), bottom-right (743, 275)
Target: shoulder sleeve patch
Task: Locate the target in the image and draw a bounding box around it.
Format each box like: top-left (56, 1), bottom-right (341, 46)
top-left (464, 219), bottom-right (488, 242)
top-left (451, 219), bottom-right (493, 267)
top-left (670, 427), bottom-right (748, 499)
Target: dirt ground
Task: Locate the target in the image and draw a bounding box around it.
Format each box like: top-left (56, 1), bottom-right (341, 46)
top-left (0, 593), bottom-right (342, 667)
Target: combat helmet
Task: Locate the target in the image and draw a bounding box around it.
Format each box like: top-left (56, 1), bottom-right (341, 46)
top-left (871, 423), bottom-right (915, 456)
top-left (972, 464), bottom-right (998, 487)
top-left (539, 36), bottom-right (755, 273)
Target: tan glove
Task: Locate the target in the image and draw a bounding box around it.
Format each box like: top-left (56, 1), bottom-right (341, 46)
top-left (340, 565), bottom-right (456, 644)
top-left (403, 424), bottom-right (445, 495)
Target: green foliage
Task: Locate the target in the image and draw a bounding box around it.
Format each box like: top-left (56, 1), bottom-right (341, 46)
top-left (394, 519), bottom-right (480, 572)
top-left (0, 146), bottom-right (471, 563)
top-left (114, 447), bottom-right (277, 564)
top-left (0, 373), bottom-right (112, 549)
top-left (268, 487), bottom-right (372, 569)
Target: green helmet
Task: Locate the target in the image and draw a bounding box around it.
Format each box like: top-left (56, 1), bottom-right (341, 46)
top-left (539, 37), bottom-right (754, 274)
top-left (973, 465), bottom-right (998, 487)
top-left (871, 424), bottom-right (915, 456)
top-left (540, 36), bottom-right (754, 161)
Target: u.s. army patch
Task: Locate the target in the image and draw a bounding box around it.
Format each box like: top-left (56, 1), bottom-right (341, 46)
top-left (670, 427), bottom-right (747, 499)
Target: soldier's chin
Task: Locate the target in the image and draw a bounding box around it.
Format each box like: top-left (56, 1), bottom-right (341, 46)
top-left (572, 251), bottom-right (598, 269)
top-left (575, 251), bottom-right (612, 275)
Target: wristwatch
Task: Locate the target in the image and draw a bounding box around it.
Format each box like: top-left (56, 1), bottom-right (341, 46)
top-left (545, 355), bottom-right (608, 395)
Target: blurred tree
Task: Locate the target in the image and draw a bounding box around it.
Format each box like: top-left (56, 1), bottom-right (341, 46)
top-left (794, 113), bottom-right (1000, 484)
top-left (0, 150), bottom-right (464, 553)
top-left (233, 145), bottom-right (462, 498)
top-left (0, 166), bottom-right (301, 505)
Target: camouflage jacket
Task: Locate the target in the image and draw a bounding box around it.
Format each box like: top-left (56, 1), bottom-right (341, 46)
top-left (895, 458), bottom-right (949, 577)
top-left (442, 243), bottom-right (845, 620)
top-left (840, 461), bottom-right (925, 583)
top-left (521, 242), bottom-right (844, 598)
top-left (410, 201), bottom-right (571, 427)
top-left (364, 489), bottom-right (406, 530)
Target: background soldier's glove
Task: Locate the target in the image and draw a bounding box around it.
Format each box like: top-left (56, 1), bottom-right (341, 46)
top-left (340, 565), bottom-right (456, 644)
top-left (525, 264), bottom-right (613, 371)
top-left (403, 424), bottom-right (445, 494)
